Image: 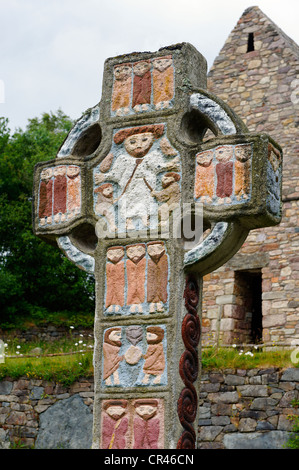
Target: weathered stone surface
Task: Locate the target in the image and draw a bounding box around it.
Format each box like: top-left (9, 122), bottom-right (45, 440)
top-left (208, 391), bottom-right (239, 403)
top-left (225, 374), bottom-right (245, 386)
top-left (250, 397), bottom-right (278, 410)
top-left (0, 428), bottom-right (10, 449)
top-left (237, 385), bottom-right (268, 397)
top-left (35, 394), bottom-right (93, 449)
top-left (29, 386), bottom-right (44, 400)
top-left (223, 431), bottom-right (290, 449)
top-left (0, 381), bottom-right (13, 395)
top-left (199, 426), bottom-right (223, 441)
top-left (238, 417), bottom-right (257, 432)
top-left (281, 369), bottom-right (299, 382)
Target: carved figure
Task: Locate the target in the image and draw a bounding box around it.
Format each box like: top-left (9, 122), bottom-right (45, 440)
top-left (67, 165), bottom-right (81, 219)
top-left (103, 327), bottom-right (123, 385)
top-left (111, 63), bottom-right (132, 116)
top-left (39, 168), bottom-right (53, 225)
top-left (94, 183), bottom-right (116, 231)
top-left (126, 244), bottom-right (146, 313)
top-left (94, 124), bottom-right (180, 231)
top-left (101, 400), bottom-right (129, 449)
top-left (146, 242), bottom-right (168, 313)
top-left (194, 150), bottom-right (214, 203)
top-left (153, 56), bottom-right (174, 109)
top-left (105, 247), bottom-right (125, 312)
top-left (133, 399), bottom-right (161, 449)
top-left (234, 144), bottom-right (251, 200)
top-left (53, 166), bottom-right (67, 222)
top-left (132, 60), bottom-right (151, 112)
top-left (152, 172), bottom-right (181, 223)
top-left (215, 145), bottom-right (234, 203)
top-left (142, 326), bottom-right (165, 384)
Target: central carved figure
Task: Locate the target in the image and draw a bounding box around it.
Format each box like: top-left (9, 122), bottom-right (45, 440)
top-left (94, 124), bottom-right (181, 232)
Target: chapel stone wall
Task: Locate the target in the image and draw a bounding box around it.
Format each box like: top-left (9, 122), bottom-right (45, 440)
top-left (203, 6), bottom-right (299, 347)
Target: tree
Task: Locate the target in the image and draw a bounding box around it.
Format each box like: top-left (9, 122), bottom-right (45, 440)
top-left (0, 111), bottom-right (95, 326)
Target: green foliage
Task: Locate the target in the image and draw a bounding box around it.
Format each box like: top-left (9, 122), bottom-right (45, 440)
top-left (0, 352), bottom-right (93, 386)
top-left (201, 346), bottom-right (295, 370)
top-left (0, 111), bottom-right (95, 327)
top-left (285, 416), bottom-right (299, 449)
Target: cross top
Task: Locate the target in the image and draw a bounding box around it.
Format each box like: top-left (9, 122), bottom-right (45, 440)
top-left (33, 43), bottom-right (282, 449)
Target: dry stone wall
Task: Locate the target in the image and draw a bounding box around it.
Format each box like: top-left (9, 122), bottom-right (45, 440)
top-left (198, 367), bottom-right (299, 449)
top-left (0, 368), bottom-right (299, 449)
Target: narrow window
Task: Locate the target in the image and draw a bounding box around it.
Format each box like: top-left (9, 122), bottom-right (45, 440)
top-left (247, 32), bottom-right (255, 52)
top-left (234, 270), bottom-right (262, 344)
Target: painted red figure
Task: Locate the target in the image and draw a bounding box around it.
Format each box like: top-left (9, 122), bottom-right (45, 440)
top-left (215, 146), bottom-right (234, 199)
top-left (101, 400), bottom-right (129, 449)
top-left (147, 242), bottom-right (168, 313)
top-left (132, 60), bottom-right (151, 110)
top-left (53, 166), bottom-right (67, 217)
top-left (133, 399), bottom-right (161, 449)
top-left (39, 168), bottom-right (53, 222)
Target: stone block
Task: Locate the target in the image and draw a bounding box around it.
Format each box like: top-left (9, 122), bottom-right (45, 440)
top-left (0, 381), bottom-right (13, 395)
top-left (263, 314), bottom-right (286, 328)
top-left (35, 394), bottom-right (93, 449)
top-left (208, 391), bottom-right (239, 404)
top-left (237, 385), bottom-right (268, 397)
top-left (211, 416), bottom-right (231, 426)
top-left (250, 397), bottom-right (278, 410)
top-left (281, 368), bottom-right (299, 382)
top-left (225, 374), bottom-right (245, 386)
top-left (198, 426), bottom-right (223, 442)
top-left (211, 403), bottom-right (232, 416)
top-left (238, 418), bottom-right (257, 432)
top-left (216, 295), bottom-right (236, 305)
top-left (223, 431), bottom-right (291, 449)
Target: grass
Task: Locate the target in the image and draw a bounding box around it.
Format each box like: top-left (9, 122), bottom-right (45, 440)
top-left (0, 333), bottom-right (94, 386)
top-left (1, 339), bottom-right (297, 386)
top-left (0, 352), bottom-right (93, 386)
top-left (201, 346), bottom-right (296, 370)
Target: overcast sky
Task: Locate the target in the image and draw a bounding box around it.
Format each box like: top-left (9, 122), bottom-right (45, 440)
top-left (0, 0), bottom-right (298, 132)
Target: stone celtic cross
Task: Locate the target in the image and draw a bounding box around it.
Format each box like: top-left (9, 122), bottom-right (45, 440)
top-left (33, 43), bottom-right (282, 449)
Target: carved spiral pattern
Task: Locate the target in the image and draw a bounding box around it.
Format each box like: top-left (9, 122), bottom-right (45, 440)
top-left (177, 275), bottom-right (200, 449)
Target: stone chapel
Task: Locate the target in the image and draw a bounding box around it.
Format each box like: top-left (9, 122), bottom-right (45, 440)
top-left (202, 6), bottom-right (299, 348)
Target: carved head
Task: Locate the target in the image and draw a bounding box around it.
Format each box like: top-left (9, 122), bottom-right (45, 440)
top-left (147, 242), bottom-right (165, 261)
top-left (104, 327), bottom-right (122, 347)
top-left (126, 244), bottom-right (146, 264)
top-left (196, 150), bottom-right (213, 167)
top-left (95, 183), bottom-right (114, 198)
top-left (107, 247), bottom-right (124, 264)
top-left (103, 400), bottom-right (127, 420)
top-left (146, 326), bottom-right (164, 344)
top-left (133, 60), bottom-right (151, 77)
top-left (113, 63), bottom-right (132, 81)
top-left (215, 145), bottom-right (233, 163)
top-left (53, 166), bottom-right (67, 177)
top-left (124, 132), bottom-right (155, 158)
top-left (40, 168), bottom-right (53, 181)
top-left (161, 172), bottom-right (180, 188)
top-left (134, 399), bottom-right (158, 420)
top-left (67, 165), bottom-right (80, 178)
top-left (153, 56), bottom-right (172, 72)
top-left (125, 326), bottom-right (143, 346)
